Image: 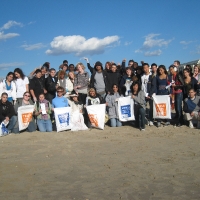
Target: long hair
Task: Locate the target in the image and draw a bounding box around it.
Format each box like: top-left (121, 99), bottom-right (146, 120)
top-left (6, 72), bottom-right (14, 80)
top-left (110, 84), bottom-right (121, 96)
top-left (157, 65), bottom-right (168, 76)
top-left (14, 68), bottom-right (25, 80)
top-left (130, 81), bottom-right (141, 95)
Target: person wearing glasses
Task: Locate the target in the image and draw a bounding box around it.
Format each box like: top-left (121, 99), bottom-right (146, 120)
top-left (52, 86), bottom-right (69, 108)
top-left (0, 92), bottom-right (18, 133)
top-left (14, 92), bottom-right (36, 133)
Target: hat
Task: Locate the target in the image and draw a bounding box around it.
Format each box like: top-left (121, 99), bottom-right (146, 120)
top-left (94, 61), bottom-right (102, 67)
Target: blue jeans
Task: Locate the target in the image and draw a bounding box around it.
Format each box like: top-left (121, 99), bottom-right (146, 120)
top-left (146, 98), bottom-right (153, 121)
top-left (37, 119), bottom-right (52, 132)
top-left (175, 92), bottom-right (183, 123)
top-left (7, 116), bottom-right (18, 133)
top-left (138, 107), bottom-right (145, 129)
top-left (110, 118), bottom-right (122, 127)
top-left (27, 121), bottom-right (37, 132)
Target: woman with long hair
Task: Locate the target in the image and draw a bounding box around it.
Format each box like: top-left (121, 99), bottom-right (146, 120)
top-left (183, 68), bottom-right (198, 99)
top-left (1, 72), bottom-right (16, 104)
top-left (131, 81), bottom-right (146, 131)
top-left (14, 68), bottom-right (29, 105)
top-left (193, 65), bottom-right (200, 96)
top-left (156, 65), bottom-right (171, 127)
top-left (105, 84), bottom-right (122, 127)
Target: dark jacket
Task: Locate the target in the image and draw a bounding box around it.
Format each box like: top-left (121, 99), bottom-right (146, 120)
top-left (183, 77), bottom-right (198, 97)
top-left (106, 72), bottom-right (121, 93)
top-left (45, 75), bottom-right (58, 96)
top-left (0, 101), bottom-right (16, 123)
top-left (87, 63), bottom-right (108, 92)
top-left (30, 77), bottom-right (45, 99)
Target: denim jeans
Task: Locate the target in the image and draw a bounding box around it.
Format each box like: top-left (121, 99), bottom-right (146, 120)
top-left (27, 121), bottom-right (37, 132)
top-left (110, 118), bottom-right (122, 127)
top-left (138, 107), bottom-right (146, 129)
top-left (146, 98), bottom-right (153, 121)
top-left (7, 116), bottom-right (18, 133)
top-left (37, 119), bottom-right (52, 132)
top-left (175, 92), bottom-right (183, 123)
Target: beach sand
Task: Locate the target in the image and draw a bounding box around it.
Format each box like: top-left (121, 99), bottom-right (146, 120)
top-left (0, 124), bottom-right (200, 200)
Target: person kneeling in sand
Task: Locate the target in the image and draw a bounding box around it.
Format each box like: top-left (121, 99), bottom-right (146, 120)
top-left (183, 88), bottom-right (200, 129)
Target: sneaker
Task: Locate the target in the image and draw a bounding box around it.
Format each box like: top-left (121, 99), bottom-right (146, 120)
top-left (164, 122), bottom-right (170, 126)
top-left (157, 122), bottom-right (161, 127)
top-left (189, 121), bottom-right (194, 128)
top-left (149, 121), bottom-right (154, 126)
top-left (140, 128), bottom-right (145, 131)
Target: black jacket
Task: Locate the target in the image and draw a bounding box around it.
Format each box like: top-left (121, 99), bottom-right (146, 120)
top-left (0, 101), bottom-right (16, 123)
top-left (45, 76), bottom-right (58, 96)
top-left (106, 71), bottom-right (121, 93)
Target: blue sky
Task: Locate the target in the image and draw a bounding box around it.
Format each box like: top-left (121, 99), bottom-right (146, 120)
top-left (0, 0), bottom-right (200, 77)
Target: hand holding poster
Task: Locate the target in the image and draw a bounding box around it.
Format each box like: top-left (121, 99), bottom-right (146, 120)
top-left (152, 95), bottom-right (171, 119)
top-left (118, 96), bottom-right (135, 121)
top-left (86, 104), bottom-right (106, 130)
top-left (18, 105), bottom-right (34, 131)
top-left (54, 107), bottom-right (72, 132)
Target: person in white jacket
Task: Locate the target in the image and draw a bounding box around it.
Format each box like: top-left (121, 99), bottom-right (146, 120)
top-left (0, 72), bottom-right (16, 104)
top-left (57, 70), bottom-right (74, 98)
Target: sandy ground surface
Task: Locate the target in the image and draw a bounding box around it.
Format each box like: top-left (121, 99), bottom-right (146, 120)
top-left (0, 124), bottom-right (200, 200)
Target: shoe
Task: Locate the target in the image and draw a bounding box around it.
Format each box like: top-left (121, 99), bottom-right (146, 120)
top-left (164, 122), bottom-right (170, 126)
top-left (140, 128), bottom-right (145, 131)
top-left (189, 121), bottom-right (194, 128)
top-left (176, 123), bottom-right (182, 127)
top-left (157, 122), bottom-right (161, 127)
top-left (149, 121), bottom-right (154, 126)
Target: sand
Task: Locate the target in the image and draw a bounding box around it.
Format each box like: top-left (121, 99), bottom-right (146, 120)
top-left (0, 124), bottom-right (200, 200)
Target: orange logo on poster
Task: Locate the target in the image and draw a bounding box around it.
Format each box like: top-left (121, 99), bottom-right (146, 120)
top-left (22, 113), bottom-right (32, 123)
top-left (155, 103), bottom-right (166, 116)
top-left (88, 114), bottom-right (98, 127)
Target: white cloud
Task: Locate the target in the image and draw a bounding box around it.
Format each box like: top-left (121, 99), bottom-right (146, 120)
top-left (0, 20), bottom-right (23, 31)
top-left (21, 43), bottom-right (46, 50)
top-left (46, 35), bottom-right (120, 56)
top-left (124, 41), bottom-right (133, 46)
top-left (28, 21), bottom-right (36, 25)
top-left (180, 40), bottom-right (193, 45)
top-left (143, 33), bottom-right (173, 49)
top-left (135, 33), bottom-right (173, 57)
top-left (0, 31), bottom-right (19, 40)
top-left (144, 49), bottom-right (162, 57)
top-left (0, 62), bottom-right (25, 70)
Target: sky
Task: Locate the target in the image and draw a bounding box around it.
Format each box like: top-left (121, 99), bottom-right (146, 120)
top-left (0, 0), bottom-right (200, 77)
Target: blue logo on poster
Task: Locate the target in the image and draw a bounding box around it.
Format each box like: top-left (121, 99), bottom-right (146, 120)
top-left (58, 113), bottom-right (69, 125)
top-left (121, 105), bottom-right (131, 118)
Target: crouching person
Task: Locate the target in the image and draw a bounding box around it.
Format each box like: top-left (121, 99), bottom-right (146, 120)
top-left (14, 92), bottom-right (36, 132)
top-left (0, 92), bottom-right (18, 134)
top-left (35, 93), bottom-right (52, 132)
top-left (183, 89), bottom-right (200, 129)
top-left (131, 82), bottom-right (146, 131)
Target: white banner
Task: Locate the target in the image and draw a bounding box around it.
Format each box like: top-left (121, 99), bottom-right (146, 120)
top-left (152, 95), bottom-right (171, 119)
top-left (118, 96), bottom-right (135, 121)
top-left (86, 104), bottom-right (106, 130)
top-left (71, 111), bottom-right (88, 131)
top-left (18, 105), bottom-right (34, 131)
top-left (54, 107), bottom-right (72, 132)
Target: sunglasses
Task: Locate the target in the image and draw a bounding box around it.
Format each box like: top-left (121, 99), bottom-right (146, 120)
top-left (24, 95), bottom-right (30, 97)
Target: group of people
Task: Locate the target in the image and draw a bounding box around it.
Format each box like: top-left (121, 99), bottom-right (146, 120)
top-left (0, 58), bottom-right (200, 134)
